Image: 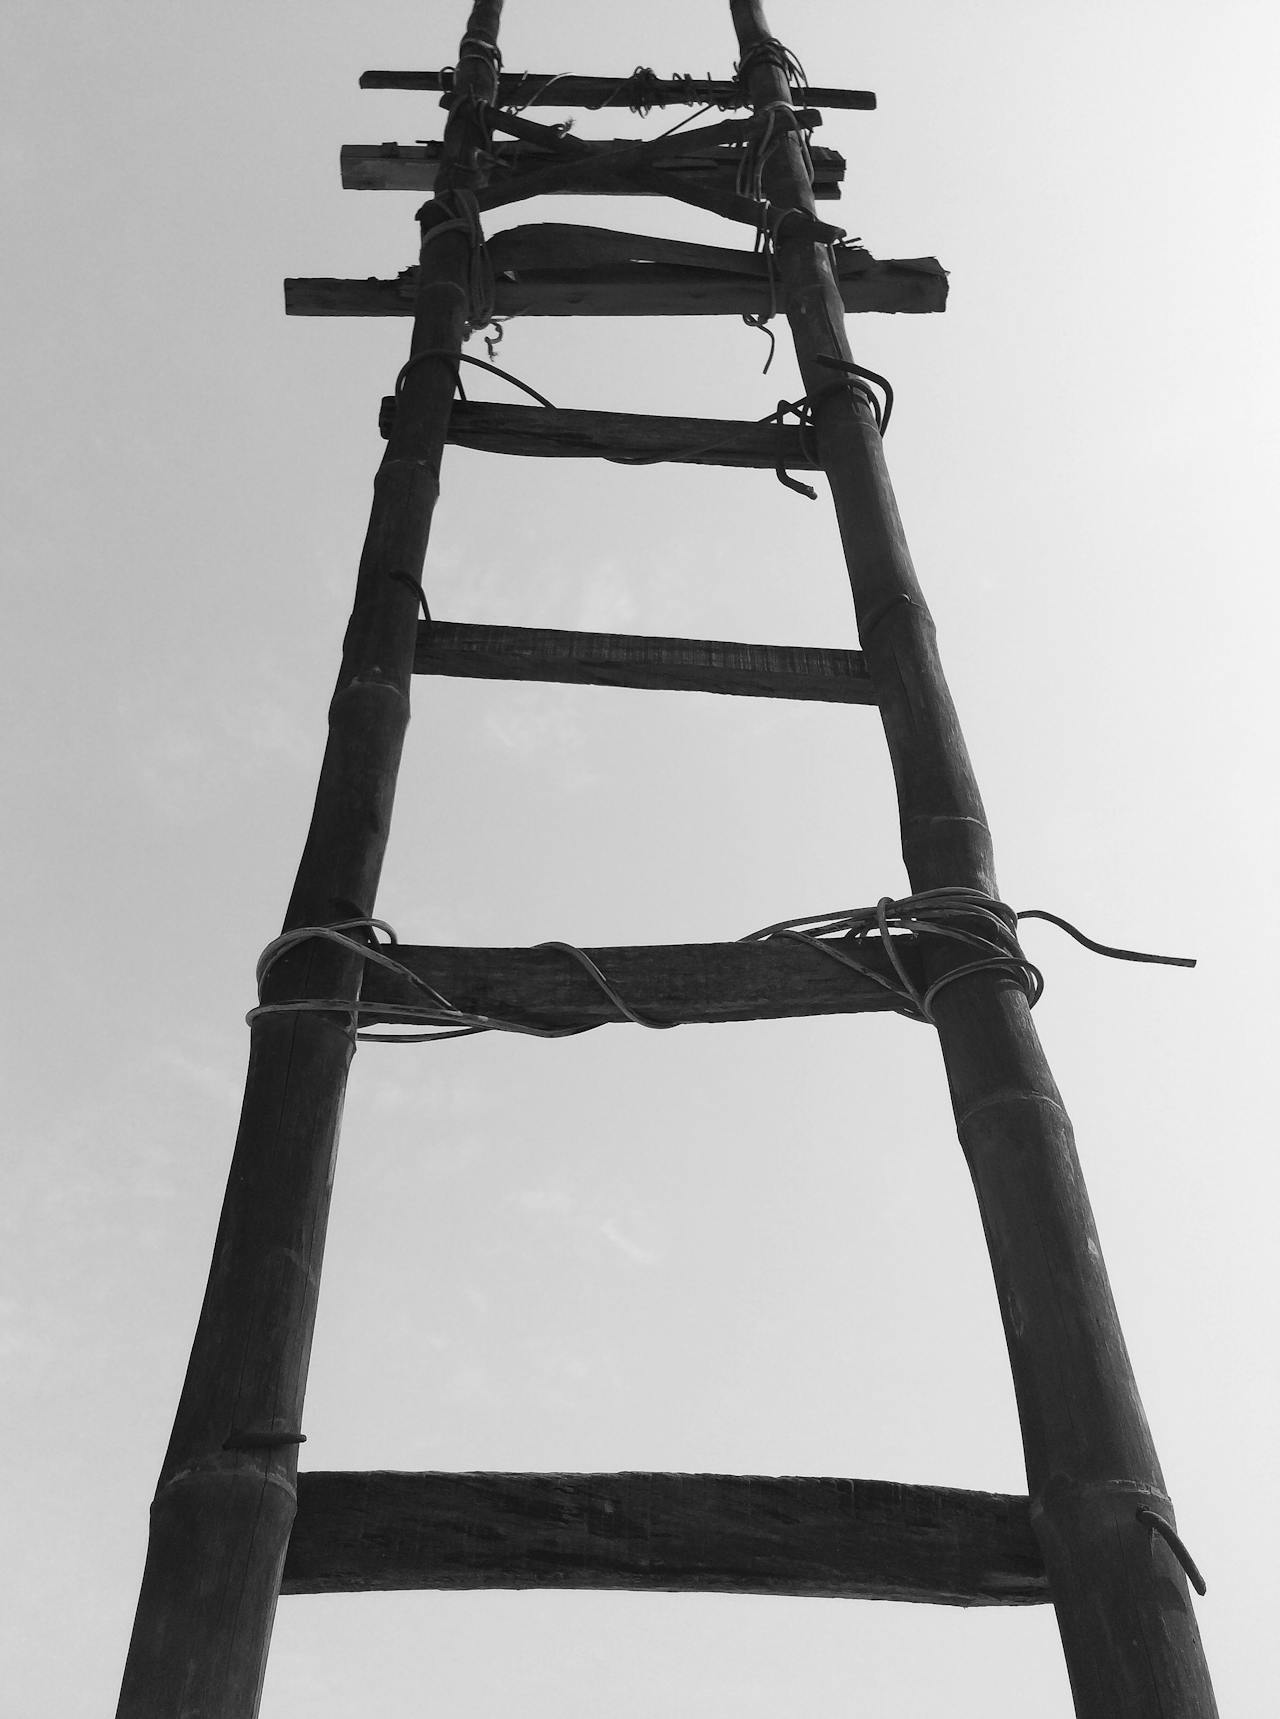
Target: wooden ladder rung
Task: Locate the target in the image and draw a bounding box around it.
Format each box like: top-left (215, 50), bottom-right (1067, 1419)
top-left (285, 252), bottom-right (946, 318)
top-left (283, 1471), bottom-right (1046, 1604)
top-left (441, 401), bottom-right (818, 469)
top-left (358, 936), bottom-right (919, 1031)
top-left (341, 140), bottom-right (847, 199)
top-left (358, 70), bottom-right (878, 111)
top-left (415, 621), bottom-right (875, 704)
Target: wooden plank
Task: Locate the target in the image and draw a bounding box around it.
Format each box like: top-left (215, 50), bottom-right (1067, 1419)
top-left (341, 139), bottom-right (846, 198)
top-left (442, 401), bottom-right (817, 469)
top-left (730, 5), bottom-right (1219, 1717)
top-left (113, 7), bottom-right (508, 1717)
top-left (283, 1471), bottom-right (1047, 1606)
top-left (414, 621), bottom-right (876, 704)
top-left (285, 252), bottom-right (946, 319)
top-left (359, 70), bottom-right (877, 110)
top-left (356, 935), bottom-right (921, 1031)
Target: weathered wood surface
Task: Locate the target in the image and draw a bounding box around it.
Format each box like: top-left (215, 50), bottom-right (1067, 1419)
top-left (341, 139), bottom-right (846, 198)
top-left (285, 250), bottom-right (945, 319)
top-left (356, 935), bottom-right (918, 1030)
top-left (441, 402), bottom-right (816, 469)
top-left (731, 4), bottom-right (1219, 1716)
top-left (415, 621), bottom-right (876, 703)
top-left (114, 7), bottom-right (508, 1717)
top-left (283, 1471), bottom-right (1047, 1605)
top-left (359, 70), bottom-right (877, 110)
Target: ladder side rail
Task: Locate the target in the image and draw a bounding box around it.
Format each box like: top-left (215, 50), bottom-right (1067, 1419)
top-left (729, 3), bottom-right (1217, 1716)
top-left (113, 5), bottom-right (504, 1715)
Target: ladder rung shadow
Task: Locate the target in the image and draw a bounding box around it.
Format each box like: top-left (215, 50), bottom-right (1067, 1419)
top-left (283, 1471), bottom-right (1047, 1604)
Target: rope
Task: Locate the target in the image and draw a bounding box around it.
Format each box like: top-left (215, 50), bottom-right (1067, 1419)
top-left (735, 36), bottom-right (811, 105)
top-left (248, 897), bottom-right (1194, 1045)
top-left (393, 349), bottom-right (557, 411)
top-left (741, 889), bottom-right (1194, 1025)
top-left (419, 190), bottom-right (494, 333)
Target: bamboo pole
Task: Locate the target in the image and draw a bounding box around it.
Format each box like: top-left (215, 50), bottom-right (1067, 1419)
top-left (728, 3), bottom-right (1217, 1715)
top-left (113, 6), bottom-right (503, 1715)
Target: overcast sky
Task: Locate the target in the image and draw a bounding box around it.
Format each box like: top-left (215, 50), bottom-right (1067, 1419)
top-left (3, 1), bottom-right (1276, 1714)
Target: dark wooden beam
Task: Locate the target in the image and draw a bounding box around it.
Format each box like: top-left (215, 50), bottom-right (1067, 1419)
top-left (415, 621), bottom-right (876, 704)
top-left (440, 401), bottom-right (815, 469)
top-left (283, 1471), bottom-right (1046, 1605)
top-left (341, 139), bottom-right (846, 199)
top-left (358, 70), bottom-right (877, 110)
top-left (730, 4), bottom-right (1218, 1715)
top-left (285, 252), bottom-right (946, 319)
top-left (356, 935), bottom-right (919, 1031)
top-left (113, 5), bottom-right (509, 1715)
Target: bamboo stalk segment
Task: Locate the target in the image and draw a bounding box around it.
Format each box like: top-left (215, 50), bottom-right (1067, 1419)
top-left (414, 620), bottom-right (876, 702)
top-left (730, 2), bottom-right (1218, 1714)
top-left (114, 6), bottom-right (507, 1716)
top-left (356, 936), bottom-right (919, 1031)
top-left (283, 1471), bottom-right (1047, 1605)
top-left (340, 139), bottom-right (848, 198)
top-left (359, 69), bottom-right (878, 109)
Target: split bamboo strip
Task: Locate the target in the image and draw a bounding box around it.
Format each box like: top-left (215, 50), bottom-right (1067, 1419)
top-left (359, 69), bottom-right (878, 109)
top-left (282, 1471), bottom-right (1047, 1605)
top-left (113, 6), bottom-right (505, 1716)
top-left (730, 3), bottom-right (1217, 1715)
top-left (355, 935), bottom-right (918, 1031)
top-left (413, 620), bottom-right (876, 702)
top-left (441, 401), bottom-right (817, 468)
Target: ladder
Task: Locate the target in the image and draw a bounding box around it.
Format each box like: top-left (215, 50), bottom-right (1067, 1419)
top-left (114, 3), bottom-right (1219, 1715)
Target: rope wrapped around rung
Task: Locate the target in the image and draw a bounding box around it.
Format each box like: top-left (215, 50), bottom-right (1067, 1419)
top-left (247, 895), bottom-right (1194, 1046)
top-left (741, 887), bottom-right (1194, 1024)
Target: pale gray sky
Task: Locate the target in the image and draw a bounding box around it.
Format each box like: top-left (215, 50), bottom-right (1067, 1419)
top-left (3, 1), bottom-right (1276, 1714)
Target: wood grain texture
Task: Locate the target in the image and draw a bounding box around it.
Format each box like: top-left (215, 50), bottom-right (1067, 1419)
top-left (356, 936), bottom-right (919, 1030)
top-left (441, 401), bottom-right (816, 468)
top-left (358, 70), bottom-right (877, 109)
top-left (414, 620), bottom-right (876, 703)
top-left (341, 140), bottom-right (845, 199)
top-left (283, 1471), bottom-right (1047, 1606)
top-left (285, 252), bottom-right (945, 319)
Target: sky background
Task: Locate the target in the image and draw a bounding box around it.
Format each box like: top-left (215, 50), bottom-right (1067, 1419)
top-left (3, 1), bottom-right (1277, 1713)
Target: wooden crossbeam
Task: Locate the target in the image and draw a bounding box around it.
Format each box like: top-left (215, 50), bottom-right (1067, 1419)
top-left (282, 1471), bottom-right (1047, 1605)
top-left (415, 621), bottom-right (876, 703)
top-left (285, 249), bottom-right (945, 318)
top-left (356, 935), bottom-right (919, 1030)
top-left (441, 401), bottom-right (815, 469)
top-left (341, 139), bottom-right (847, 198)
top-left (358, 70), bottom-right (878, 110)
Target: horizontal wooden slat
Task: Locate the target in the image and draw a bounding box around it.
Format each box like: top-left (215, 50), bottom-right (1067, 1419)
top-left (283, 1471), bottom-right (1046, 1605)
top-left (285, 231), bottom-right (946, 319)
top-left (341, 139), bottom-right (846, 198)
top-left (358, 71), bottom-right (878, 110)
top-left (441, 401), bottom-right (815, 468)
top-left (415, 621), bottom-right (876, 704)
top-left (286, 255), bottom-right (944, 318)
top-left (356, 935), bottom-right (918, 1030)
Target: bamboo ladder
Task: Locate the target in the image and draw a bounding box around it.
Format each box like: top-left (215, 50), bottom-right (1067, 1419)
top-left (115, 3), bottom-right (1219, 1716)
